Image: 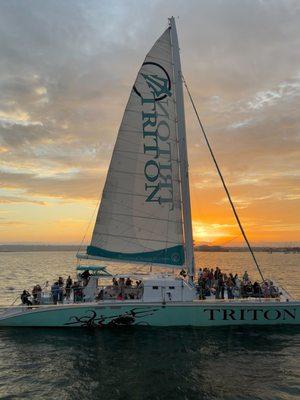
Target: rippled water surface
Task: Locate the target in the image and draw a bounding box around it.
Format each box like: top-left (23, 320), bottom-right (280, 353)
top-left (0, 251), bottom-right (299, 399)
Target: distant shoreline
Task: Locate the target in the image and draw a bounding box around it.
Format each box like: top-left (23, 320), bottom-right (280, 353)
top-left (0, 245), bottom-right (81, 252)
top-left (0, 244), bottom-right (299, 253)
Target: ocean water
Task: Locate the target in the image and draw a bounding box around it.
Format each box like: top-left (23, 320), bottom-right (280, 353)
top-left (0, 251), bottom-right (299, 400)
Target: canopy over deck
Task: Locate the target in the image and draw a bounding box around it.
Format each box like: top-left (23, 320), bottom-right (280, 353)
top-left (76, 265), bottom-right (112, 276)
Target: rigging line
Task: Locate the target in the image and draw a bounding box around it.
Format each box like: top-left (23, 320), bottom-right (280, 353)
top-left (76, 197), bottom-right (100, 257)
top-left (182, 75), bottom-right (265, 283)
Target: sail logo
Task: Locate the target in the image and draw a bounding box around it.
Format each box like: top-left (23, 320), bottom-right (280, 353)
top-left (140, 73), bottom-right (171, 99)
top-left (133, 62), bottom-right (171, 101)
top-left (134, 62), bottom-right (175, 209)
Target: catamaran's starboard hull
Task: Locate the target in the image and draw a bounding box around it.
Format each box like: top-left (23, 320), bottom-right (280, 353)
top-left (0, 302), bottom-right (299, 327)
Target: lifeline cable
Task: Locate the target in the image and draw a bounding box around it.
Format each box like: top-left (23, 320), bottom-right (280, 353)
top-left (182, 75), bottom-right (265, 282)
top-left (76, 198), bottom-right (101, 258)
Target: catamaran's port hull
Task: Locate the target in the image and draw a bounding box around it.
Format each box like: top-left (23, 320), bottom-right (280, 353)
top-left (0, 302), bottom-right (299, 327)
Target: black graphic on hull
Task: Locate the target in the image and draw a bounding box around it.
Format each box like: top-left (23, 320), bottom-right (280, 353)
top-left (64, 308), bottom-right (158, 328)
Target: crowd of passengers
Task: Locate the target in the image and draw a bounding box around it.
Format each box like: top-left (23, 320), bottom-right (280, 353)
top-left (20, 270), bottom-right (91, 306)
top-left (20, 267), bottom-right (281, 306)
top-left (96, 277), bottom-right (143, 301)
top-left (195, 267), bottom-right (280, 300)
top-left (20, 271), bottom-right (144, 306)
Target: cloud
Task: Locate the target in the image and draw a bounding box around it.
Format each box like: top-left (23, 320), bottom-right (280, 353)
top-left (0, 169), bottom-right (103, 201)
top-left (0, 220), bottom-right (27, 227)
top-left (0, 195), bottom-right (46, 205)
top-left (0, 0), bottom-right (299, 243)
top-left (0, 109), bottom-right (42, 128)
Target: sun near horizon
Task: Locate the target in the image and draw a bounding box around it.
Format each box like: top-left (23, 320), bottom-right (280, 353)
top-left (0, 2), bottom-right (300, 247)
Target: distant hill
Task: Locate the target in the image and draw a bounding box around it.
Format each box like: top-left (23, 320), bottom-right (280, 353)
top-left (194, 245), bottom-right (229, 252)
top-left (195, 245), bottom-right (300, 253)
top-left (0, 245), bottom-right (83, 252)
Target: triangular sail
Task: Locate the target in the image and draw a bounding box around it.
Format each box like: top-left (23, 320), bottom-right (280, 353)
top-left (87, 27), bottom-right (184, 266)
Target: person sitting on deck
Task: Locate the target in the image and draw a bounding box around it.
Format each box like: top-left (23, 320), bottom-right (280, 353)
top-left (112, 277), bottom-right (118, 287)
top-left (262, 281), bottom-right (270, 298)
top-left (269, 281), bottom-right (280, 298)
top-left (180, 269), bottom-right (187, 278)
top-left (116, 292), bottom-right (123, 300)
top-left (21, 290), bottom-right (32, 306)
top-left (31, 284), bottom-right (42, 304)
top-left (118, 277), bottom-right (125, 286)
top-left (125, 277), bottom-right (132, 287)
top-left (243, 281), bottom-right (254, 297)
top-left (253, 281), bottom-right (261, 297)
top-left (96, 289), bottom-right (104, 301)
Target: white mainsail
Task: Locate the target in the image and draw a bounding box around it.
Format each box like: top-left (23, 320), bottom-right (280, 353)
top-left (87, 24), bottom-right (187, 267)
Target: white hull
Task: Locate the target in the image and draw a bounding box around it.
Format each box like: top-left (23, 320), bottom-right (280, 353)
top-left (0, 300), bottom-right (299, 328)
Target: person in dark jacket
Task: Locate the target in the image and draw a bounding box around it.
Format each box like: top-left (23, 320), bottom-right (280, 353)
top-left (51, 282), bottom-right (60, 304)
top-left (21, 290), bottom-right (32, 306)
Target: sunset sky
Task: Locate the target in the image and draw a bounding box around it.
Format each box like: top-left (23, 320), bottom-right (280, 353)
top-left (0, 0), bottom-right (299, 246)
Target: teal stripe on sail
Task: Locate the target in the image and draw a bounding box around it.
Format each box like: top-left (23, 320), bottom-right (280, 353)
top-left (86, 245), bottom-right (185, 266)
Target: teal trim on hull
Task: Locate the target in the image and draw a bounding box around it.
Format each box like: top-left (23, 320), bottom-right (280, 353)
top-left (0, 302), bottom-right (299, 327)
top-left (86, 245), bottom-right (185, 266)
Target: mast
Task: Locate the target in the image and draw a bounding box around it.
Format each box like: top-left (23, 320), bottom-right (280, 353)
top-left (169, 17), bottom-right (195, 283)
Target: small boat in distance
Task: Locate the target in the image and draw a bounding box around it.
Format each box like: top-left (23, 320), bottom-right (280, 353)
top-left (0, 17), bottom-right (299, 327)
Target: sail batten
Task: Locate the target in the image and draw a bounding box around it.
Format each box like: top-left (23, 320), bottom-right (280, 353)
top-left (88, 26), bottom-right (185, 267)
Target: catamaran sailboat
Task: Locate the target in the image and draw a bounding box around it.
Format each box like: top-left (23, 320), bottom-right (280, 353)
top-left (0, 17), bottom-right (299, 327)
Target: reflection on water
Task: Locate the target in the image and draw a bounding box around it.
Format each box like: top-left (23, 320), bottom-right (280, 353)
top-left (0, 251), bottom-right (299, 399)
top-left (0, 326), bottom-right (299, 400)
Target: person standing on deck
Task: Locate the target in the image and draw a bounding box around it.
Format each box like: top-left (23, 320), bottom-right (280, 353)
top-left (226, 277), bottom-right (234, 299)
top-left (198, 268), bottom-right (203, 280)
top-left (217, 274), bottom-right (225, 299)
top-left (51, 282), bottom-right (60, 304)
top-left (215, 273), bottom-right (221, 299)
top-left (65, 276), bottom-right (72, 300)
top-left (198, 278), bottom-right (206, 300)
top-left (208, 268), bottom-right (214, 288)
top-left (233, 276), bottom-right (241, 298)
top-left (243, 271), bottom-right (249, 282)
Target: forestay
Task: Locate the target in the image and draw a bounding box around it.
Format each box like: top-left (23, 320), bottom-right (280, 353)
top-left (87, 27), bottom-right (185, 266)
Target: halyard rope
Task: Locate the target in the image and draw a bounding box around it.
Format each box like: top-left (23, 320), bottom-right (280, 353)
top-left (182, 75), bottom-right (265, 282)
